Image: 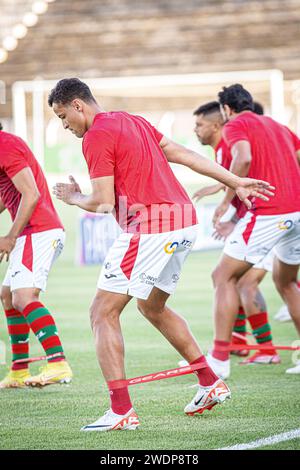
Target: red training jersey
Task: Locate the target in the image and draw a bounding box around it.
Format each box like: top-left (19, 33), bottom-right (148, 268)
top-left (214, 138), bottom-right (247, 219)
top-left (222, 112), bottom-right (300, 215)
top-left (82, 112), bottom-right (197, 233)
top-left (0, 131), bottom-right (63, 236)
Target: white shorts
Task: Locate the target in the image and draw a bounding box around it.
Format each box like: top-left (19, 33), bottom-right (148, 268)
top-left (253, 249), bottom-right (274, 272)
top-left (2, 229), bottom-right (65, 292)
top-left (224, 211), bottom-right (300, 266)
top-left (97, 225), bottom-right (199, 300)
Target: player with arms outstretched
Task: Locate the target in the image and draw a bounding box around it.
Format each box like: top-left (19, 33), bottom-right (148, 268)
top-left (49, 78), bottom-right (273, 431)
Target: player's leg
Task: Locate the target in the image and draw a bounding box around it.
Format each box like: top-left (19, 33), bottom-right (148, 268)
top-left (82, 289), bottom-right (141, 432)
top-left (7, 229), bottom-right (72, 386)
top-left (231, 306), bottom-right (249, 357)
top-left (273, 259), bottom-right (300, 374)
top-left (212, 254), bottom-right (252, 341)
top-left (272, 216), bottom-right (300, 334)
top-left (207, 254), bottom-right (252, 378)
top-left (137, 287), bottom-right (231, 416)
top-left (137, 287), bottom-right (203, 364)
top-left (89, 289), bottom-right (131, 381)
top-left (82, 231), bottom-right (145, 432)
top-left (11, 286), bottom-right (72, 386)
top-left (275, 279), bottom-right (300, 322)
top-left (272, 216), bottom-right (300, 373)
top-left (237, 266), bottom-right (279, 364)
top-left (0, 286), bottom-right (31, 388)
top-left (209, 211), bottom-right (293, 377)
top-left (273, 259), bottom-right (300, 334)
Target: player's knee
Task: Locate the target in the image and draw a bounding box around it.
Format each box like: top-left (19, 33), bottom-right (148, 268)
top-left (0, 287), bottom-right (12, 310)
top-left (11, 292), bottom-right (38, 313)
top-left (273, 272), bottom-right (295, 296)
top-left (137, 300), bottom-right (164, 320)
top-left (11, 293), bottom-right (26, 313)
top-left (211, 265), bottom-right (224, 287)
top-left (237, 278), bottom-right (256, 300)
top-left (89, 300), bottom-right (120, 330)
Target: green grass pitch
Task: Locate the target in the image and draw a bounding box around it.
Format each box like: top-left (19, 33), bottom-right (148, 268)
top-left (0, 202), bottom-right (299, 450)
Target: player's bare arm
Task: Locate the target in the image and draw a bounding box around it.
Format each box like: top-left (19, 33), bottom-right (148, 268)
top-left (0, 168), bottom-right (40, 262)
top-left (159, 136), bottom-right (274, 208)
top-left (192, 183), bottom-right (225, 202)
top-left (53, 175), bottom-right (115, 213)
top-left (213, 140), bottom-right (253, 225)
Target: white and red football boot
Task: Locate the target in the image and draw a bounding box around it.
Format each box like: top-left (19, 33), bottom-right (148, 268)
top-left (81, 408), bottom-right (140, 432)
top-left (184, 378), bottom-right (231, 416)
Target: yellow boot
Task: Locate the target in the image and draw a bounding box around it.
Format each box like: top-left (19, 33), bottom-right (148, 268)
top-left (0, 369), bottom-right (31, 389)
top-left (25, 360), bottom-right (73, 387)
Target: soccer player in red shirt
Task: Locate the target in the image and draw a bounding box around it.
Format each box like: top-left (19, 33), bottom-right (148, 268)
top-left (209, 84), bottom-right (300, 378)
top-left (0, 123), bottom-right (72, 388)
top-left (49, 78), bottom-right (273, 432)
top-left (190, 101), bottom-right (279, 369)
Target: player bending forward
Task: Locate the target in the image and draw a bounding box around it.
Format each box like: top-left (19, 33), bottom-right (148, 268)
top-left (49, 78), bottom-right (273, 432)
top-left (0, 123), bottom-right (72, 388)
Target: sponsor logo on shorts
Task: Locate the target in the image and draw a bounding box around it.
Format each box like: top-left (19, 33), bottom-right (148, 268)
top-left (105, 274), bottom-right (117, 279)
top-left (139, 273), bottom-right (158, 286)
top-left (181, 239), bottom-right (192, 248)
top-left (230, 240), bottom-right (238, 244)
top-left (164, 242), bottom-right (179, 254)
top-left (52, 239), bottom-right (64, 251)
top-left (172, 274), bottom-right (180, 283)
top-left (287, 247), bottom-right (300, 256)
top-left (278, 220), bottom-right (294, 231)
top-left (258, 246), bottom-right (269, 255)
top-left (104, 262), bottom-right (111, 270)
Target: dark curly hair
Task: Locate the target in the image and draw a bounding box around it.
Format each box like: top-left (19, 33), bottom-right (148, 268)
top-left (48, 78), bottom-right (96, 107)
top-left (218, 84), bottom-right (254, 113)
top-left (253, 101), bottom-right (264, 115)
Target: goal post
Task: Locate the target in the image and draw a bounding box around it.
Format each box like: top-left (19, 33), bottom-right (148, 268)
top-left (11, 69), bottom-right (285, 169)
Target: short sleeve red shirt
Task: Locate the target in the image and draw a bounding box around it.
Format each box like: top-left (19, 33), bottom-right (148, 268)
top-left (285, 127), bottom-right (300, 151)
top-left (214, 138), bottom-right (247, 219)
top-left (0, 131), bottom-right (63, 236)
top-left (222, 112), bottom-right (300, 215)
top-left (82, 112), bottom-right (197, 233)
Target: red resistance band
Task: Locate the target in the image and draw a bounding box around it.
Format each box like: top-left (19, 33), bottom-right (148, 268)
top-left (109, 363), bottom-right (206, 390)
top-left (219, 344), bottom-right (300, 352)
top-left (13, 352), bottom-right (65, 364)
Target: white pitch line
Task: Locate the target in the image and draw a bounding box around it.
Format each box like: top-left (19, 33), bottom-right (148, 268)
top-left (218, 428), bottom-right (300, 450)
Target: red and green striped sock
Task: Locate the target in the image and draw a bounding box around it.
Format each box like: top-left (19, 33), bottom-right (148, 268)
top-left (22, 302), bottom-right (65, 363)
top-left (247, 312), bottom-right (276, 354)
top-left (233, 307), bottom-right (247, 335)
top-left (5, 308), bottom-right (30, 371)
